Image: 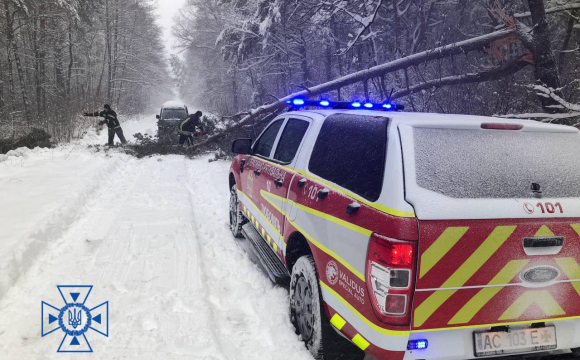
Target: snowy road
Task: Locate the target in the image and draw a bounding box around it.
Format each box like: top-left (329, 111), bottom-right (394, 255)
top-left (0, 119), bottom-right (311, 359)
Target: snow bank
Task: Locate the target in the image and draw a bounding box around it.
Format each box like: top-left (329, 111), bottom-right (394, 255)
top-left (0, 146), bottom-right (133, 300)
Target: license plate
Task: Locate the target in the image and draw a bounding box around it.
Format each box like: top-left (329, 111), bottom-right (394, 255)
top-left (473, 326), bottom-right (557, 357)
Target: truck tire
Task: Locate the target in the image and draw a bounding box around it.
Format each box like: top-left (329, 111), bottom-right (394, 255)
top-left (229, 184), bottom-right (246, 238)
top-left (290, 255), bottom-right (364, 360)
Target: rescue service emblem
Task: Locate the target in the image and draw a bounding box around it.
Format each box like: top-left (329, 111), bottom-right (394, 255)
top-left (326, 261), bottom-right (339, 285)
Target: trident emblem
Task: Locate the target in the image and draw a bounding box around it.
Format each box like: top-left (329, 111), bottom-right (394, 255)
top-left (68, 308), bottom-right (82, 329)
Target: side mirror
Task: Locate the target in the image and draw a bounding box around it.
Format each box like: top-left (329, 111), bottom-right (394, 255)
top-left (232, 138), bottom-right (252, 154)
top-left (156, 115), bottom-right (160, 119)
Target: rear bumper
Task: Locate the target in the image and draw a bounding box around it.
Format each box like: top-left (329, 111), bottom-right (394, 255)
top-left (403, 319), bottom-right (580, 360)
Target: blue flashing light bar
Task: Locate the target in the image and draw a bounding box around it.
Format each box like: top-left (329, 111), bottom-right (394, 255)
top-left (407, 340), bottom-right (428, 350)
top-left (286, 99), bottom-right (404, 111)
top-left (292, 99), bottom-right (305, 106)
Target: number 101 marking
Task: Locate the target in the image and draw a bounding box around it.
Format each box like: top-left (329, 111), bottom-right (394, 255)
top-left (537, 202), bottom-right (563, 214)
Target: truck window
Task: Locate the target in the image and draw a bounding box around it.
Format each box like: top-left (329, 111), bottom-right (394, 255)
top-left (413, 128), bottom-right (580, 198)
top-left (253, 119), bottom-right (284, 158)
top-left (309, 114), bottom-right (388, 202)
top-left (273, 119), bottom-right (310, 163)
top-left (161, 108), bottom-right (187, 120)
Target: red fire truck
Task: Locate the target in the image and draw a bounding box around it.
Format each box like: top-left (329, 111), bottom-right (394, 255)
top-left (228, 99), bottom-right (580, 360)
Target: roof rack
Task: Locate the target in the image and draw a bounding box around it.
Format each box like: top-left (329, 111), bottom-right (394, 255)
top-left (285, 99), bottom-right (405, 112)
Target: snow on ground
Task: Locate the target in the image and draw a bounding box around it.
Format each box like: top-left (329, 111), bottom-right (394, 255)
top-left (0, 115), bottom-right (312, 359)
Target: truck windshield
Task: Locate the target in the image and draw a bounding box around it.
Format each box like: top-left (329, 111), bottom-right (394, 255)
top-left (413, 127), bottom-right (580, 199)
top-left (161, 108), bottom-right (187, 120)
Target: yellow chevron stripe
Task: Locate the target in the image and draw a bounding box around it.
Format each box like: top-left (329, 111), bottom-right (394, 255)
top-left (499, 290), bottom-right (565, 320)
top-left (420, 227), bottom-right (469, 279)
top-left (448, 259), bottom-right (529, 324)
top-left (319, 281), bottom-right (410, 337)
top-left (555, 257), bottom-right (580, 296)
top-left (535, 225), bottom-right (555, 237)
top-left (413, 225), bottom-right (517, 327)
top-left (571, 224), bottom-right (580, 236)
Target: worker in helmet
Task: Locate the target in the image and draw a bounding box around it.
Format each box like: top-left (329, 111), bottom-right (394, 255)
top-left (178, 111), bottom-right (204, 146)
top-left (83, 104), bottom-right (127, 146)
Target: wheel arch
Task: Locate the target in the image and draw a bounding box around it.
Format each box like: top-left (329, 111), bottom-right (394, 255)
top-left (229, 172), bottom-right (236, 190)
top-left (286, 231), bottom-right (314, 275)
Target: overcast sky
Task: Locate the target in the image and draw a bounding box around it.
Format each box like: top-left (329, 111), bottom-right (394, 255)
top-left (154, 0), bottom-right (187, 56)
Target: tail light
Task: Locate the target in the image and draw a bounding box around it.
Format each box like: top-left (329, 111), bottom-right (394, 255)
top-left (366, 233), bottom-right (416, 325)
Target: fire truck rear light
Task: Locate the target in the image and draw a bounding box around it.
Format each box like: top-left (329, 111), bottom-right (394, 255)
top-left (407, 339), bottom-right (428, 350)
top-left (384, 294), bottom-right (407, 315)
top-left (392, 244), bottom-right (413, 266)
top-left (481, 123), bottom-right (523, 130)
top-left (368, 234), bottom-right (414, 266)
top-left (389, 269), bottom-right (411, 288)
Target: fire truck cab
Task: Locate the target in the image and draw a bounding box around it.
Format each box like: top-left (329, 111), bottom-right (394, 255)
top-left (228, 99), bottom-right (580, 360)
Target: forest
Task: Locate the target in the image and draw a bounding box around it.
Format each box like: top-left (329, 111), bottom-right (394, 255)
top-left (0, 0), bottom-right (172, 142)
top-left (173, 0), bottom-right (580, 140)
top-left (0, 0), bottom-right (579, 144)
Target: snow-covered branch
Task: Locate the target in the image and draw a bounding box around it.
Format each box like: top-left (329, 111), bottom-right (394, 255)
top-left (514, 3), bottom-right (580, 18)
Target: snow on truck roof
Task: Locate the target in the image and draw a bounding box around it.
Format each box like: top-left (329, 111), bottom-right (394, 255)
top-left (289, 109), bottom-right (578, 133)
top-left (162, 100), bottom-right (187, 109)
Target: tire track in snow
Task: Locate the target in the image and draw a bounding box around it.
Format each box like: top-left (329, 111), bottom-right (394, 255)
top-left (183, 156), bottom-right (312, 360)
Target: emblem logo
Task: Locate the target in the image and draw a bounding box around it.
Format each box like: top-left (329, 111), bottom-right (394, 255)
top-left (521, 266), bottom-right (559, 284)
top-left (41, 285), bottom-right (109, 353)
top-left (326, 261), bottom-right (339, 285)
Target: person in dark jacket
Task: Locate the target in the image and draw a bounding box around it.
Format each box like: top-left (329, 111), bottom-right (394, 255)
top-left (84, 104), bottom-right (127, 146)
top-left (178, 111), bottom-right (204, 146)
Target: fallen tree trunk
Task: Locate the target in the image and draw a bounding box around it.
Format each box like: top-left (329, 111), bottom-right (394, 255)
top-left (391, 60), bottom-right (531, 100)
top-left (192, 28), bottom-right (516, 150)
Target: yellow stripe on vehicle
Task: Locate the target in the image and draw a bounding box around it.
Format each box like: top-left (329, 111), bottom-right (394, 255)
top-left (499, 290), bottom-right (565, 320)
top-left (261, 190), bottom-right (372, 237)
top-left (413, 225), bottom-right (517, 327)
top-left (259, 190), bottom-right (287, 216)
top-left (420, 227), bottom-right (469, 279)
top-left (330, 314), bottom-right (347, 330)
top-left (319, 281), bottom-right (410, 337)
top-left (535, 225), bottom-right (555, 237)
top-left (237, 189), bottom-right (284, 241)
top-left (352, 334), bottom-right (370, 351)
top-left (555, 257), bottom-right (580, 296)
top-left (290, 219), bottom-right (365, 281)
top-left (246, 156), bottom-right (415, 218)
top-left (571, 224), bottom-right (580, 236)
top-left (295, 169), bottom-right (416, 218)
top-left (413, 314), bottom-right (580, 333)
top-left (448, 259), bottom-right (529, 325)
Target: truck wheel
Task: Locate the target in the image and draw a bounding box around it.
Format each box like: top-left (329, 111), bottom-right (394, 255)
top-left (229, 184), bottom-right (246, 238)
top-left (290, 255), bottom-right (364, 360)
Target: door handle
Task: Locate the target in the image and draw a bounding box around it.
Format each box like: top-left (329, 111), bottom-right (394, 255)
top-left (297, 178), bottom-right (307, 188)
top-left (346, 202), bottom-right (361, 214)
top-left (240, 159), bottom-right (245, 173)
top-left (254, 169), bottom-right (261, 176)
top-left (274, 179), bottom-right (283, 188)
top-left (523, 236), bottom-right (564, 256)
top-left (318, 188), bottom-right (329, 199)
